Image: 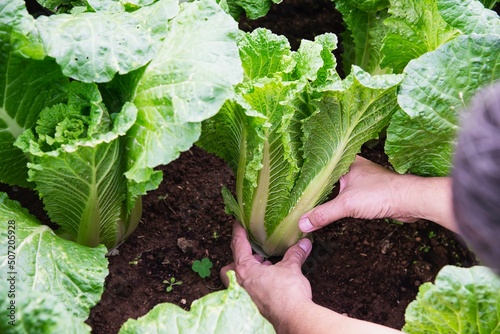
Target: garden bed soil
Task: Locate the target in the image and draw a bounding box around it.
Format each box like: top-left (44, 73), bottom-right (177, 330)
top-left (4, 0), bottom-right (480, 333)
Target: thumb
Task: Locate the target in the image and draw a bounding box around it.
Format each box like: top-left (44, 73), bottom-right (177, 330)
top-left (281, 238), bottom-right (312, 268)
top-left (298, 198), bottom-right (345, 232)
top-left (220, 263), bottom-right (235, 287)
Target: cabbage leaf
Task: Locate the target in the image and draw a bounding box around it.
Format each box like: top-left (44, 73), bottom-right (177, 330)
top-left (404, 265), bottom-right (500, 333)
top-left (119, 271), bottom-right (275, 334)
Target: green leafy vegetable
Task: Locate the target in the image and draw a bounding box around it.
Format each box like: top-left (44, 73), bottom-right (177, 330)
top-left (198, 28), bottom-right (403, 256)
top-left (0, 192), bottom-right (108, 323)
top-left (1, 0), bottom-right (242, 248)
top-left (385, 1), bottom-right (500, 176)
top-left (217, 0), bottom-right (283, 20)
top-left (404, 265), bottom-right (500, 333)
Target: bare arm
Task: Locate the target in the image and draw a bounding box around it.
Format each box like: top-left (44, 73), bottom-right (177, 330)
top-left (277, 300), bottom-right (401, 334)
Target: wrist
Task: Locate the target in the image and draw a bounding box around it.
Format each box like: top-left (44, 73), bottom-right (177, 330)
top-left (272, 299), bottom-right (315, 333)
top-left (390, 173), bottom-right (423, 222)
top-left (392, 174), bottom-right (456, 231)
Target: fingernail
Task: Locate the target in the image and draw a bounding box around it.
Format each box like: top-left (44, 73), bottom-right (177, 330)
top-left (298, 238), bottom-right (312, 253)
top-left (298, 217), bottom-right (313, 232)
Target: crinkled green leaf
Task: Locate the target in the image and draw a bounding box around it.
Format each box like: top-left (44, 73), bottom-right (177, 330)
top-left (291, 33), bottom-right (340, 88)
top-left (403, 265), bottom-right (500, 334)
top-left (217, 0), bottom-right (282, 20)
top-left (124, 0), bottom-right (242, 185)
top-left (335, 0), bottom-right (390, 75)
top-left (0, 20), bottom-right (69, 187)
top-left (0, 0), bottom-right (45, 59)
top-left (15, 93), bottom-right (138, 248)
top-left (381, 0), bottom-right (460, 73)
top-left (0, 287), bottom-right (91, 334)
top-left (386, 34), bottom-right (500, 176)
top-left (35, 0), bottom-right (179, 83)
top-left (238, 28), bottom-right (294, 80)
top-left (438, 0), bottom-right (500, 35)
top-left (0, 192), bottom-right (108, 321)
top-left (349, 0), bottom-right (389, 11)
top-left (118, 271), bottom-right (275, 334)
top-left (85, 0), bottom-right (160, 12)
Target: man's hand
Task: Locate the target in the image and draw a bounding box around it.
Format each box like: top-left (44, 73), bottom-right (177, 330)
top-left (299, 156), bottom-right (421, 233)
top-left (298, 156), bottom-right (456, 233)
top-left (221, 222), bottom-right (404, 334)
top-left (221, 222), bottom-right (313, 332)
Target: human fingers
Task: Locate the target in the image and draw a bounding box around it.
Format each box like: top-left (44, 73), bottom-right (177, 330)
top-left (231, 222), bottom-right (255, 265)
top-left (280, 238), bottom-right (312, 269)
top-left (298, 197), bottom-right (346, 232)
top-left (220, 263), bottom-right (235, 287)
top-left (220, 254), bottom-right (265, 287)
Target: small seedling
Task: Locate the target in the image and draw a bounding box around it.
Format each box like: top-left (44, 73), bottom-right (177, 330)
top-left (129, 255), bottom-right (141, 265)
top-left (163, 277), bottom-right (182, 292)
top-left (157, 193), bottom-right (168, 201)
top-left (192, 258), bottom-right (213, 278)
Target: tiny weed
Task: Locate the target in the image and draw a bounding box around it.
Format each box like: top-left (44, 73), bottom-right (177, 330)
top-left (192, 258), bottom-right (213, 278)
top-left (157, 193), bottom-right (168, 201)
top-left (418, 244), bottom-right (431, 253)
top-left (163, 277), bottom-right (182, 292)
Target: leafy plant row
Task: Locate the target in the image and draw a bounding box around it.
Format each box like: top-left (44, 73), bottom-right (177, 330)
top-left (0, 0), bottom-right (499, 332)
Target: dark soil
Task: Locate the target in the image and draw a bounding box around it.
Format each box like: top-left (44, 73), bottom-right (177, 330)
top-left (4, 0), bottom-right (480, 333)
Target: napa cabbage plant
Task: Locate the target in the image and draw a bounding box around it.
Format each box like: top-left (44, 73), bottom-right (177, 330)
top-left (197, 28), bottom-right (403, 256)
top-left (403, 265), bottom-right (500, 334)
top-left (0, 0), bottom-right (243, 248)
top-left (333, 0), bottom-right (500, 176)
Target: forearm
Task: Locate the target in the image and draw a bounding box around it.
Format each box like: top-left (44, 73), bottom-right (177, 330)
top-left (275, 301), bottom-right (401, 334)
top-left (396, 175), bottom-right (457, 232)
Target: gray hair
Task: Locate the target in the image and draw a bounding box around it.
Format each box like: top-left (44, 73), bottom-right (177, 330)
top-left (452, 81), bottom-right (500, 273)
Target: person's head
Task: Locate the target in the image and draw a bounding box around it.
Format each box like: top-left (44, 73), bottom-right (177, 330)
top-left (452, 81), bottom-right (500, 273)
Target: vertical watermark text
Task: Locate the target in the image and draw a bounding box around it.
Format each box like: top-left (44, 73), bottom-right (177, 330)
top-left (6, 219), bottom-right (16, 326)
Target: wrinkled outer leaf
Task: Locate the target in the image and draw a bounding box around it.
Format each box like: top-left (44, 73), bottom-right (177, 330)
top-left (35, 0), bottom-right (178, 83)
top-left (381, 0), bottom-right (460, 73)
top-left (335, 0), bottom-right (390, 75)
top-left (0, 287), bottom-right (91, 334)
top-left (125, 0), bottom-right (243, 184)
top-left (0, 192), bottom-right (108, 321)
top-left (16, 101), bottom-right (138, 248)
top-left (350, 0), bottom-right (389, 11)
top-left (238, 28), bottom-right (292, 80)
top-left (438, 0), bottom-right (500, 35)
top-left (119, 271), bottom-right (275, 334)
top-left (0, 0), bottom-right (45, 59)
top-left (0, 12), bottom-right (69, 187)
top-left (403, 265), bottom-right (500, 333)
top-left (218, 0), bottom-right (282, 20)
top-left (386, 34), bottom-right (500, 176)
